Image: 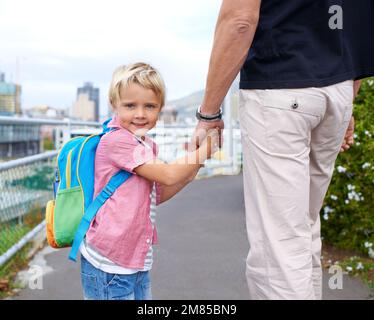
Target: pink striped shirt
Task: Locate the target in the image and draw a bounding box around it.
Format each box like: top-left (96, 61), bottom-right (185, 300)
top-left (86, 116), bottom-right (161, 269)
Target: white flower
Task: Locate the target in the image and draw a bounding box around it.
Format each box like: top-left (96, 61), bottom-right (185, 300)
top-left (330, 195), bottom-right (338, 201)
top-left (345, 199), bottom-right (350, 204)
top-left (337, 166), bottom-right (347, 173)
top-left (346, 266), bottom-right (353, 272)
top-left (349, 191), bottom-right (362, 202)
top-left (347, 184), bottom-right (355, 191)
top-left (362, 162), bottom-right (371, 169)
top-left (368, 79), bottom-right (374, 86)
top-left (369, 248), bottom-right (374, 259)
top-left (356, 262), bottom-right (364, 270)
top-left (364, 241), bottom-right (373, 248)
top-left (364, 130), bottom-right (372, 137)
top-left (323, 213), bottom-right (329, 220)
top-left (354, 133), bottom-right (358, 139)
top-left (356, 141), bottom-right (361, 146)
top-left (324, 206), bottom-right (334, 214)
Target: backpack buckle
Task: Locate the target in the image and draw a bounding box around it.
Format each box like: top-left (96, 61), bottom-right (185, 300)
top-left (102, 184), bottom-right (115, 198)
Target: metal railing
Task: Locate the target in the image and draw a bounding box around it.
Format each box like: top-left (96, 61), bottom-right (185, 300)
top-left (0, 151), bottom-right (57, 267)
top-left (0, 115), bottom-right (100, 126)
top-left (0, 151), bottom-right (57, 223)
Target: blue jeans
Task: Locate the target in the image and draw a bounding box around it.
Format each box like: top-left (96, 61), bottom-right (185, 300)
top-left (80, 254), bottom-right (152, 300)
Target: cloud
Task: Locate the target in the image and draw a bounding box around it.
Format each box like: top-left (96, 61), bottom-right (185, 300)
top-left (0, 0), bottom-right (222, 115)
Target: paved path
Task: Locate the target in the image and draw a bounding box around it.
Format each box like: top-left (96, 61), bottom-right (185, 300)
top-left (11, 174), bottom-right (372, 300)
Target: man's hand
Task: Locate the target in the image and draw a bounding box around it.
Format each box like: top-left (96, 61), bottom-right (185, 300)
top-left (353, 80), bottom-right (362, 100)
top-left (340, 116), bottom-right (354, 153)
top-left (190, 120), bottom-right (224, 151)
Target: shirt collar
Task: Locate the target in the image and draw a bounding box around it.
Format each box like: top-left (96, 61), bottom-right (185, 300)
top-left (107, 115), bottom-right (122, 129)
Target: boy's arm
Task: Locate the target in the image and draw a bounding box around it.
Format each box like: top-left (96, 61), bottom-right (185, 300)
top-left (134, 147), bottom-right (207, 186)
top-left (158, 165), bottom-right (202, 204)
top-left (134, 133), bottom-right (217, 186)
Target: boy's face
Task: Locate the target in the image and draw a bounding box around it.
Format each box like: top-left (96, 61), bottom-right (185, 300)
top-left (114, 83), bottom-right (162, 137)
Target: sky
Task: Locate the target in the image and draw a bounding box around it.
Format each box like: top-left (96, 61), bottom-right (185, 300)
top-left (0, 0), bottom-right (222, 116)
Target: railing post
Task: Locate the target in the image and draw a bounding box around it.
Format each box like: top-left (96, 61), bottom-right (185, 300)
top-left (63, 118), bottom-right (71, 144)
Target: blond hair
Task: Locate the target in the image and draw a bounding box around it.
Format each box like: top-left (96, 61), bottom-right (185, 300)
top-left (108, 62), bottom-right (165, 108)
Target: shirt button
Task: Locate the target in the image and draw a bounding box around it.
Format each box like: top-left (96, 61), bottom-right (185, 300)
top-left (146, 239), bottom-right (151, 244)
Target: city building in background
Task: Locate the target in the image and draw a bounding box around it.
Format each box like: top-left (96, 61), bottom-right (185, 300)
top-left (26, 104), bottom-right (67, 119)
top-left (71, 93), bottom-right (96, 121)
top-left (0, 71), bottom-right (40, 159)
top-left (24, 105), bottom-right (68, 150)
top-left (0, 124), bottom-right (41, 159)
top-left (75, 82), bottom-right (99, 121)
top-left (0, 71), bottom-right (22, 116)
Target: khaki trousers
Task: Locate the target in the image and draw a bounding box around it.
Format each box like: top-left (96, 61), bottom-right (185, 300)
top-left (239, 80), bottom-right (354, 300)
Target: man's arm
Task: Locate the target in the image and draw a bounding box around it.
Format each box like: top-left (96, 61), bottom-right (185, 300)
top-left (191, 0), bottom-right (261, 148)
top-left (200, 0), bottom-right (261, 115)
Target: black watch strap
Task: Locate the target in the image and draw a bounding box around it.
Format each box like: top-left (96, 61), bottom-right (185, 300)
top-left (196, 106), bottom-right (222, 122)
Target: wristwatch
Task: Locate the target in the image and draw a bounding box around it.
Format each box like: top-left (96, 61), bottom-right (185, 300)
top-left (196, 105), bottom-right (223, 122)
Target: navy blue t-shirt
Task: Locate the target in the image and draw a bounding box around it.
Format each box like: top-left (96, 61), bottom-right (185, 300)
top-left (240, 0), bottom-right (374, 89)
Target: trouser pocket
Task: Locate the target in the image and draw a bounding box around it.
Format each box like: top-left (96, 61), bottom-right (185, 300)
top-left (260, 89), bottom-right (325, 155)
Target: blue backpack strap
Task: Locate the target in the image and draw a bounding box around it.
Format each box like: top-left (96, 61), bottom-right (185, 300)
top-left (68, 170), bottom-right (132, 261)
top-left (102, 118), bottom-right (112, 134)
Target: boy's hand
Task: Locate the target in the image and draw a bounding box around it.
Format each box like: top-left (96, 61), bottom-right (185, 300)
top-left (198, 127), bottom-right (220, 162)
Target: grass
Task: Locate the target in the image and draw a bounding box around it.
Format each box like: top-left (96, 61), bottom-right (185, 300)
top-left (322, 243), bottom-right (374, 297)
top-left (336, 257), bottom-right (374, 296)
top-left (0, 207), bottom-right (44, 299)
top-left (0, 242), bottom-right (34, 299)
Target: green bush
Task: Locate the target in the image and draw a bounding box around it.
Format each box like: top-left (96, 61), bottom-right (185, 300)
top-left (321, 77), bottom-right (374, 258)
top-left (43, 137), bottom-right (54, 151)
top-left (6, 165), bottom-right (53, 190)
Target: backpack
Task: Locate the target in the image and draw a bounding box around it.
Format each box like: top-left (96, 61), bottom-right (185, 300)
top-left (45, 118), bottom-right (132, 261)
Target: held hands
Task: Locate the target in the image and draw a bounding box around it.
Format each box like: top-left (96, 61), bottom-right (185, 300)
top-left (195, 126), bottom-right (221, 164)
top-left (188, 119), bottom-right (224, 164)
top-left (191, 119), bottom-right (224, 151)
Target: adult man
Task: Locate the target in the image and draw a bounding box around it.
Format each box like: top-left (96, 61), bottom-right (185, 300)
top-left (193, 0), bottom-right (374, 299)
